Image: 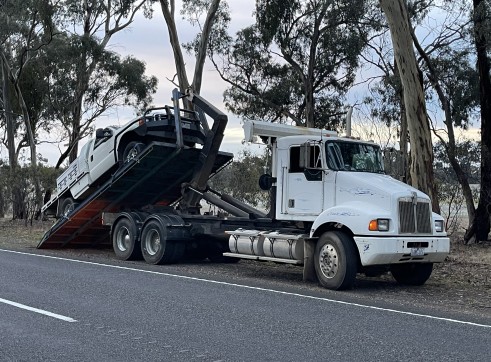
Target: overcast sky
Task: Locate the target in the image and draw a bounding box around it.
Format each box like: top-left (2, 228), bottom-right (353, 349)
top-left (9, 1), bottom-right (481, 165)
top-left (37, 1), bottom-right (261, 165)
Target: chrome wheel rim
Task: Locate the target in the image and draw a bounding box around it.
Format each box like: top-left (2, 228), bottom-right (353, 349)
top-left (63, 203), bottom-right (73, 216)
top-left (125, 147), bottom-right (139, 162)
top-left (146, 229), bottom-right (160, 256)
top-left (319, 243), bottom-right (339, 279)
top-left (116, 226), bottom-right (130, 252)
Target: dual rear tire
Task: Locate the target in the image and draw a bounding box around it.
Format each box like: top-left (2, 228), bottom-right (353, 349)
top-left (112, 216), bottom-right (185, 264)
top-left (140, 220), bottom-right (185, 265)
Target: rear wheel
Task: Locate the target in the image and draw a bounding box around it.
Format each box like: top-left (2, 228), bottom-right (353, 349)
top-left (112, 217), bottom-right (141, 260)
top-left (314, 231), bottom-right (358, 290)
top-left (60, 197), bottom-right (76, 217)
top-left (391, 263), bottom-right (433, 286)
top-left (141, 220), bottom-right (177, 264)
top-left (122, 141), bottom-right (145, 163)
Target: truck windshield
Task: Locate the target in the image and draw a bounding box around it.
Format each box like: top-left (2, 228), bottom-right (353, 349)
top-left (325, 141), bottom-right (384, 173)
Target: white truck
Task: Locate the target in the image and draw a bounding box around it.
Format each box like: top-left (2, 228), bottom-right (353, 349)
top-left (39, 89), bottom-right (449, 290)
top-left (42, 105), bottom-right (205, 217)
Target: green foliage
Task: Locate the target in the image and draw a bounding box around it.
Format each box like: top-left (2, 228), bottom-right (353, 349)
top-left (209, 149), bottom-right (270, 210)
top-left (213, 0), bottom-right (371, 129)
top-left (433, 138), bottom-right (480, 236)
top-left (0, 160), bottom-right (58, 220)
top-left (423, 47), bottom-right (480, 129)
top-left (364, 74), bottom-right (403, 129)
top-left (434, 140), bottom-right (481, 185)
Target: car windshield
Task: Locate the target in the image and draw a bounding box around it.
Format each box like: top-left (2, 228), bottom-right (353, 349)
top-left (325, 140), bottom-right (384, 173)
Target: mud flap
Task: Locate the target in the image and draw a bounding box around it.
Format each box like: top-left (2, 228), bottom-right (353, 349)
top-left (303, 237), bottom-right (318, 282)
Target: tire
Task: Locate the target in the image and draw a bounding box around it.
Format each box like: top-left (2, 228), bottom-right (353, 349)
top-left (391, 263), bottom-right (433, 286)
top-left (122, 141), bottom-right (145, 163)
top-left (314, 231), bottom-right (358, 290)
top-left (60, 197), bottom-right (75, 217)
top-left (141, 219), bottom-right (176, 265)
top-left (112, 217), bottom-right (142, 261)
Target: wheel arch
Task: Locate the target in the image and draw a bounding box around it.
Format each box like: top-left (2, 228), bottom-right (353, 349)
top-left (311, 223), bottom-right (362, 270)
top-left (110, 211), bottom-right (147, 241)
top-left (116, 131), bottom-right (145, 162)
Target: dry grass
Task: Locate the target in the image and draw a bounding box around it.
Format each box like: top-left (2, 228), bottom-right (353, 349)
top-left (0, 218), bottom-right (52, 249)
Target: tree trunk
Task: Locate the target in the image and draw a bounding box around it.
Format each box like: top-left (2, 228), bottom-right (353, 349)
top-left (395, 59), bottom-right (409, 183)
top-left (159, 0), bottom-right (191, 94)
top-left (379, 0), bottom-right (440, 213)
top-left (411, 26), bottom-right (477, 233)
top-left (2, 56), bottom-right (23, 219)
top-left (466, 0), bottom-right (491, 243)
top-left (192, 0), bottom-right (221, 94)
top-left (13, 80), bottom-right (43, 214)
top-left (2, 58), bottom-right (16, 169)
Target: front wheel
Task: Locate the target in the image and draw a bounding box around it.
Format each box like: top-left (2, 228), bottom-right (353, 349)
top-left (122, 141), bottom-right (145, 163)
top-left (314, 231), bottom-right (358, 290)
top-left (391, 263), bottom-right (433, 286)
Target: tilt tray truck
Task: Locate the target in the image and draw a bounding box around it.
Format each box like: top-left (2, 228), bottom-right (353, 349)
top-left (39, 89), bottom-right (449, 290)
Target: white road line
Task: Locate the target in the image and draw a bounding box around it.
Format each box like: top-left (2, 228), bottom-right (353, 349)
top-left (0, 297), bottom-right (77, 323)
top-left (1, 249), bottom-right (490, 329)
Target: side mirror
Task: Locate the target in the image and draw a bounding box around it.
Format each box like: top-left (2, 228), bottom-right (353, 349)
top-left (299, 143), bottom-right (310, 169)
top-left (96, 128), bottom-right (113, 139)
top-left (95, 128), bottom-right (104, 139)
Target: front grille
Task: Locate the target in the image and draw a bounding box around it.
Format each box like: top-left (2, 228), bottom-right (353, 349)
top-left (399, 198), bottom-right (432, 234)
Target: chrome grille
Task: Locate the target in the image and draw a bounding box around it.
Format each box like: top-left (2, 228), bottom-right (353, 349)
top-left (399, 198), bottom-right (432, 234)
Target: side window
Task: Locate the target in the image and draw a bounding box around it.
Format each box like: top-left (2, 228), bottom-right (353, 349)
top-left (289, 145), bottom-right (322, 181)
top-left (326, 143), bottom-right (343, 170)
top-left (289, 147), bottom-right (302, 173)
top-left (308, 145), bottom-right (322, 168)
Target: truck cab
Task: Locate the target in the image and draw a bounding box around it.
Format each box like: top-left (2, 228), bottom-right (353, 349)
top-left (239, 120), bottom-right (449, 289)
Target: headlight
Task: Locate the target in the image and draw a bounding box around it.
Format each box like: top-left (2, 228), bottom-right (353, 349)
top-left (369, 219), bottom-right (390, 231)
top-left (434, 220), bottom-right (444, 233)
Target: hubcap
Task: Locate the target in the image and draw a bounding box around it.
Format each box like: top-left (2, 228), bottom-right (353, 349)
top-left (146, 229), bottom-right (160, 256)
top-left (319, 243), bottom-right (339, 279)
top-left (125, 146), bottom-right (139, 163)
top-left (63, 203), bottom-right (73, 216)
top-left (116, 226), bottom-right (130, 252)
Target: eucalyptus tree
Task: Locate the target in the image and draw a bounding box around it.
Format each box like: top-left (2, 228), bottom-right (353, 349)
top-left (43, 32), bottom-right (158, 169)
top-left (211, 0), bottom-right (371, 129)
top-left (156, 0), bottom-right (230, 96)
top-left (379, 0), bottom-right (440, 212)
top-left (467, 0), bottom-right (491, 242)
top-left (0, 0), bottom-right (55, 218)
top-left (54, 0), bottom-right (148, 165)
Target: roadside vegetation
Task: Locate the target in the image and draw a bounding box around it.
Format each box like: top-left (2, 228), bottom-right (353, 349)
top-left (1, 1), bottom-right (490, 248)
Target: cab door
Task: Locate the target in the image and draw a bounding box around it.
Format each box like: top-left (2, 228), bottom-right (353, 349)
top-left (88, 128), bottom-right (116, 184)
top-left (282, 145), bottom-right (324, 215)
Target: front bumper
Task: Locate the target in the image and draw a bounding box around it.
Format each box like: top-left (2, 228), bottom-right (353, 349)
top-left (353, 236), bottom-right (450, 266)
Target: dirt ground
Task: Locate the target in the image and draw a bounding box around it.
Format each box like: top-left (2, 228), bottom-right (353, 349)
top-left (1, 218), bottom-right (490, 320)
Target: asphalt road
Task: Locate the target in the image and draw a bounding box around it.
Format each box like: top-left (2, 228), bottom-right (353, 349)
top-left (0, 249), bottom-right (490, 362)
